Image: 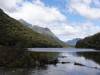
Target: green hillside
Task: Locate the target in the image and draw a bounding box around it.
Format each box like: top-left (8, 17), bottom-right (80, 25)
top-left (0, 9), bottom-right (64, 48)
top-left (76, 32), bottom-right (100, 50)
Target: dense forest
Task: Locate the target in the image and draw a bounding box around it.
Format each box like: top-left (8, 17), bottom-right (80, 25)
top-left (76, 32), bottom-right (100, 50)
top-left (0, 9), bottom-right (66, 48)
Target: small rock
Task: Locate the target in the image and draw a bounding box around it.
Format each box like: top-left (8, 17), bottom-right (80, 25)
top-left (74, 62), bottom-right (85, 66)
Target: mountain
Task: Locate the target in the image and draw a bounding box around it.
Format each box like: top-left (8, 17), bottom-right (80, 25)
top-left (19, 19), bottom-right (58, 39)
top-left (0, 9), bottom-right (65, 48)
top-left (32, 26), bottom-right (67, 46)
top-left (32, 25), bottom-right (68, 47)
top-left (20, 20), bottom-right (68, 47)
top-left (76, 32), bottom-right (100, 50)
top-left (66, 38), bottom-right (80, 46)
top-left (19, 19), bottom-right (32, 28)
top-left (32, 25), bottom-right (56, 38)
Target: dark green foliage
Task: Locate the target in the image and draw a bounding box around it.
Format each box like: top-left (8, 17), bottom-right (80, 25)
top-left (0, 47), bottom-right (26, 67)
top-left (0, 9), bottom-right (64, 47)
top-left (76, 32), bottom-right (100, 50)
top-left (0, 47), bottom-right (59, 67)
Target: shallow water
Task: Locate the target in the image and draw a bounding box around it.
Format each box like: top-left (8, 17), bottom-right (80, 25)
top-left (0, 48), bottom-right (100, 75)
top-left (28, 48), bottom-right (97, 52)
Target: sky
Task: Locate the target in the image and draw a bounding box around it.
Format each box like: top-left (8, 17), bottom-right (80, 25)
top-left (0, 0), bottom-right (100, 41)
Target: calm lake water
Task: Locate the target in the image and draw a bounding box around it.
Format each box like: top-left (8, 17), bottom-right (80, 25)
top-left (0, 48), bottom-right (100, 75)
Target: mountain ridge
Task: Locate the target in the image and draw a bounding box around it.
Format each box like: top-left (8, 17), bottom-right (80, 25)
top-left (19, 19), bottom-right (68, 47)
top-left (0, 8), bottom-right (66, 48)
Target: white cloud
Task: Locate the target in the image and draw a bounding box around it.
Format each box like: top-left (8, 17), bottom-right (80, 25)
top-left (69, 0), bottom-right (100, 19)
top-left (7, 1), bottom-right (66, 27)
top-left (0, 0), bottom-right (23, 12)
top-left (54, 22), bottom-right (100, 41)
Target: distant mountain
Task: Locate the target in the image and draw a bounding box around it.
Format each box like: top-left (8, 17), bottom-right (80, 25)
top-left (76, 32), bottom-right (100, 50)
top-left (0, 8), bottom-right (65, 47)
top-left (20, 20), bottom-right (68, 47)
top-left (66, 38), bottom-right (80, 46)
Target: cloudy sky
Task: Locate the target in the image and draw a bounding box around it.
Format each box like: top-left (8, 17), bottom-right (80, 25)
top-left (0, 0), bottom-right (100, 41)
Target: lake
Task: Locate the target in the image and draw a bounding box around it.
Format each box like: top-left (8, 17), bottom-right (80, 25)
top-left (0, 48), bottom-right (100, 75)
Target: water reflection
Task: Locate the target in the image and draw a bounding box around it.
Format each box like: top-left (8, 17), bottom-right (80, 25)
top-left (77, 52), bottom-right (100, 64)
top-left (0, 63), bottom-right (100, 75)
top-left (0, 48), bottom-right (100, 75)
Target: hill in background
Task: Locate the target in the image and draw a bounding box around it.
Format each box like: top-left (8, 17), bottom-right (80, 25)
top-left (76, 33), bottom-right (100, 50)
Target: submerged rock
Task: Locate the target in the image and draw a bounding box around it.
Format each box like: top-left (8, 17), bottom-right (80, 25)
top-left (61, 62), bottom-right (70, 64)
top-left (74, 62), bottom-right (85, 66)
top-left (58, 56), bottom-right (67, 58)
top-left (48, 58), bottom-right (59, 64)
